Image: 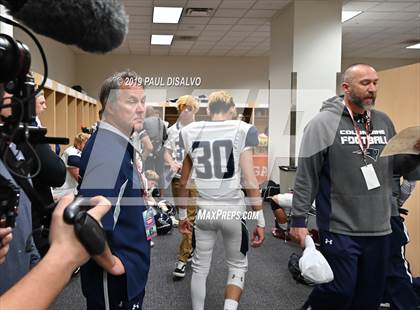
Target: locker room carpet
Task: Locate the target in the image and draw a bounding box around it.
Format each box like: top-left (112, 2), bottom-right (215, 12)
top-left (51, 203), bottom-right (312, 310)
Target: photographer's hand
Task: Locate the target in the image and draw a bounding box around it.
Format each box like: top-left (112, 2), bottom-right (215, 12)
top-left (0, 227), bottom-right (13, 264)
top-left (0, 194), bottom-right (111, 310)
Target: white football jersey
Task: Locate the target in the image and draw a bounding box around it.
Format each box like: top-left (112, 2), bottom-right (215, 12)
top-left (164, 122), bottom-right (185, 163)
top-left (53, 146), bottom-right (81, 198)
top-left (181, 120), bottom-right (259, 200)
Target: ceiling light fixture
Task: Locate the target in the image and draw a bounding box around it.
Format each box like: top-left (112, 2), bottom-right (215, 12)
top-left (151, 34), bottom-right (174, 45)
top-left (406, 43), bottom-right (420, 49)
top-left (153, 7), bottom-right (183, 23)
top-left (342, 11), bottom-right (362, 23)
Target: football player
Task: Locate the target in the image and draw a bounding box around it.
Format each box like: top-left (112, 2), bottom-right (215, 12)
top-left (164, 95), bottom-right (199, 278)
top-left (177, 90), bottom-right (265, 310)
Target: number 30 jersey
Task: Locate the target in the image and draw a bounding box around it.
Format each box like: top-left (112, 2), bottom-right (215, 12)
top-left (180, 120), bottom-right (259, 200)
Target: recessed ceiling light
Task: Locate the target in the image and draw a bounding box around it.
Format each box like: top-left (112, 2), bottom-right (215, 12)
top-left (406, 43), bottom-right (420, 49)
top-left (151, 34), bottom-right (174, 45)
top-left (153, 7), bottom-right (183, 23)
top-left (342, 11), bottom-right (362, 23)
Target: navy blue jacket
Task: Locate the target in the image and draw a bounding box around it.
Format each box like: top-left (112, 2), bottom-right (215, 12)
top-left (78, 125), bottom-right (150, 301)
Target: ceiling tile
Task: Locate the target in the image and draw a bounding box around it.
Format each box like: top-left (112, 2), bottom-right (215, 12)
top-left (181, 17), bottom-right (211, 24)
top-left (209, 17), bottom-right (239, 24)
top-left (231, 24), bottom-right (259, 32)
top-left (198, 32), bottom-right (225, 39)
top-left (127, 6), bottom-right (153, 15)
top-left (237, 18), bottom-right (268, 25)
top-left (171, 40), bottom-right (195, 48)
top-left (150, 46), bottom-right (170, 55)
top-left (205, 24), bottom-right (233, 31)
top-left (220, 0), bottom-right (256, 9)
top-left (178, 24), bottom-right (206, 31)
top-left (123, 0), bottom-right (153, 7)
top-left (176, 29), bottom-right (202, 36)
top-left (370, 2), bottom-right (414, 12)
top-left (129, 23), bottom-right (150, 30)
top-left (154, 0), bottom-right (188, 6)
top-left (129, 15), bottom-right (152, 23)
top-left (170, 50), bottom-right (189, 55)
top-left (253, 0), bottom-right (289, 10)
top-left (225, 31), bottom-right (249, 38)
top-left (342, 1), bottom-right (380, 11)
top-left (215, 9), bottom-right (247, 17)
top-left (244, 9), bottom-right (276, 18)
top-left (188, 49), bottom-right (210, 55)
top-left (186, 0), bottom-right (221, 8)
top-left (193, 41), bottom-right (216, 46)
top-left (195, 36), bottom-right (219, 42)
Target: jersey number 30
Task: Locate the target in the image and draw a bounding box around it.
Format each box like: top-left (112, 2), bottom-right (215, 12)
top-left (192, 140), bottom-right (235, 179)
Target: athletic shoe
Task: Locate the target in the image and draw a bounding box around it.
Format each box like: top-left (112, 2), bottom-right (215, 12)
top-left (187, 250), bottom-right (194, 262)
top-left (379, 303), bottom-right (390, 308)
top-left (171, 216), bottom-right (179, 228)
top-left (173, 261), bottom-right (187, 278)
top-left (150, 241), bottom-right (155, 248)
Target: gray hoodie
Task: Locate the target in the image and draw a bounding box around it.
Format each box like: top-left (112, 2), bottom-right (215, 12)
top-left (291, 96), bottom-right (419, 236)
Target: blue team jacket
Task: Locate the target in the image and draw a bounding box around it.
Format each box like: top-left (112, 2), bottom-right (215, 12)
top-left (78, 126), bottom-right (150, 302)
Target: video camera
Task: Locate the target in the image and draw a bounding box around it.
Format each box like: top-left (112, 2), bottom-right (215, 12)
top-left (0, 15), bottom-right (65, 228)
top-left (0, 15), bottom-right (107, 256)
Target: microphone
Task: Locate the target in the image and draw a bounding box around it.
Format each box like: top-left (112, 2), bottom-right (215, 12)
top-left (0, 0), bottom-right (129, 53)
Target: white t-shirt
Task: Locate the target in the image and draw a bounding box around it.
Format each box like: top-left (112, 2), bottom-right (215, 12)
top-left (164, 122), bottom-right (185, 163)
top-left (53, 146), bottom-right (81, 198)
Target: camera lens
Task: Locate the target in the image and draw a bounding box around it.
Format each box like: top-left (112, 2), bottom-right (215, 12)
top-left (0, 34), bottom-right (31, 83)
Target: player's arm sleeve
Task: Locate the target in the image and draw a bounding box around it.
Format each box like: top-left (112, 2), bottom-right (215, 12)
top-left (67, 155), bottom-right (81, 168)
top-left (243, 126), bottom-right (259, 151)
top-left (291, 119), bottom-right (329, 228)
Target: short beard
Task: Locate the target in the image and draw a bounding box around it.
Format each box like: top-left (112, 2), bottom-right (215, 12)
top-left (349, 94), bottom-right (375, 111)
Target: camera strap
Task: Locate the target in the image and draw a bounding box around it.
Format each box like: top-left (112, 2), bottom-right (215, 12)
top-left (5, 151), bottom-right (53, 214)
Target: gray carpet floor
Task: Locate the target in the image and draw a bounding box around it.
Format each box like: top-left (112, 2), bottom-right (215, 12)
top-left (51, 203), bottom-right (311, 310)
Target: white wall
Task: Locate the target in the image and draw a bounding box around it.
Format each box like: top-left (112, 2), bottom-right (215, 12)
top-left (13, 29), bottom-right (76, 87)
top-left (74, 55), bottom-right (269, 101)
top-left (269, 3), bottom-right (294, 182)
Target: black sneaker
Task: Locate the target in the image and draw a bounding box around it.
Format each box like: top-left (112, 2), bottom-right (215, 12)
top-left (173, 261), bottom-right (186, 278)
top-left (187, 251), bottom-right (194, 263)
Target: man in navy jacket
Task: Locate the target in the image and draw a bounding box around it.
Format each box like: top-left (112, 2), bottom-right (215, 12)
top-left (78, 70), bottom-right (150, 309)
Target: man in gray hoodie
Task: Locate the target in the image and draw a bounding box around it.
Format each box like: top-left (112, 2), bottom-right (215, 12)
top-left (290, 63), bottom-right (420, 310)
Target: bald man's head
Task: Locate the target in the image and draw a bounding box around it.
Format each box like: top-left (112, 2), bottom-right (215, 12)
top-left (341, 64), bottom-right (379, 112)
top-left (342, 64), bottom-right (376, 83)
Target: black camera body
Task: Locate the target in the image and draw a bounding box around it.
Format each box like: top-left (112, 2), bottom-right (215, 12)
top-left (1, 18), bottom-right (106, 257)
top-left (0, 174), bottom-right (20, 228)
